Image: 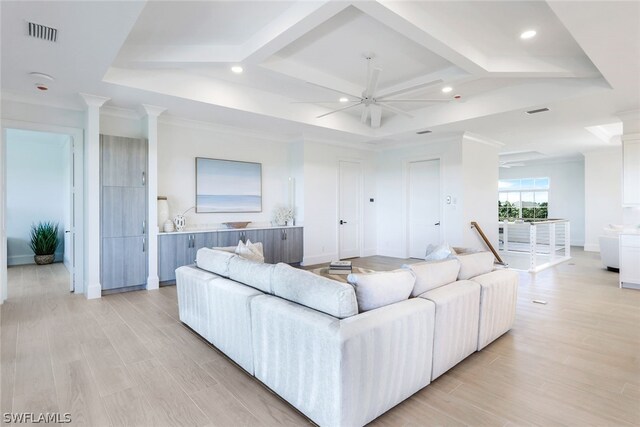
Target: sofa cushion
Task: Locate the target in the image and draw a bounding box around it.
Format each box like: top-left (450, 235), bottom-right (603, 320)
top-left (403, 259), bottom-right (460, 296)
top-left (346, 269), bottom-right (415, 312)
top-left (271, 263), bottom-right (358, 319)
top-left (228, 256), bottom-right (275, 294)
top-left (196, 248), bottom-right (236, 277)
top-left (456, 251), bottom-right (495, 280)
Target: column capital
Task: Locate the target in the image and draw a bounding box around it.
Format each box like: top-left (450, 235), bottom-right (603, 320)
top-left (79, 93), bottom-right (110, 108)
top-left (617, 109), bottom-right (640, 134)
top-left (140, 104), bottom-right (166, 118)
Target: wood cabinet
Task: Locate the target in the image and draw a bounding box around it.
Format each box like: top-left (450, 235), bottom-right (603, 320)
top-left (100, 135), bottom-right (148, 292)
top-left (158, 227), bottom-right (304, 284)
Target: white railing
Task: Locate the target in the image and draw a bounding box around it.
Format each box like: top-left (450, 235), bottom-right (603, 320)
top-left (499, 219), bottom-right (571, 272)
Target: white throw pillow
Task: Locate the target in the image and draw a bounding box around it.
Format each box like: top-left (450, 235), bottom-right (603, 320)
top-left (425, 243), bottom-right (455, 261)
top-left (403, 258), bottom-right (461, 296)
top-left (347, 269), bottom-right (415, 312)
top-left (235, 239), bottom-right (265, 263)
top-left (456, 251), bottom-right (495, 280)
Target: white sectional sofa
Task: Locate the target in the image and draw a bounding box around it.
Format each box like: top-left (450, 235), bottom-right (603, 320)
top-left (176, 248), bottom-right (518, 427)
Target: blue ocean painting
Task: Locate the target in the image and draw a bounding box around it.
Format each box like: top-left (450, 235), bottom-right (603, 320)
top-left (196, 158), bottom-right (262, 212)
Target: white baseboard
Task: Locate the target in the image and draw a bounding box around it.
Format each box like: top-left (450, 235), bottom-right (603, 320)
top-left (362, 247), bottom-right (377, 257)
top-left (86, 283), bottom-right (102, 299)
top-left (302, 253), bottom-right (339, 267)
top-left (147, 276), bottom-right (160, 290)
top-left (8, 251), bottom-right (64, 266)
top-left (584, 243), bottom-right (600, 252)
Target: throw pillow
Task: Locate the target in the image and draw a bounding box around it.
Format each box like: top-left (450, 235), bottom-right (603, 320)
top-left (425, 243), bottom-right (455, 261)
top-left (347, 269), bottom-right (415, 312)
top-left (235, 239), bottom-right (265, 263)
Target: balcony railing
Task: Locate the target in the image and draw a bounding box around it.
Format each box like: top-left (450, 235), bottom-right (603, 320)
top-left (499, 219), bottom-right (571, 272)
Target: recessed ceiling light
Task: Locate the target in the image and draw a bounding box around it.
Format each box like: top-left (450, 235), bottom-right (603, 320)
top-left (339, 97), bottom-right (349, 103)
top-left (441, 86), bottom-right (453, 93)
top-left (520, 30), bottom-right (537, 40)
top-left (231, 66), bottom-right (243, 74)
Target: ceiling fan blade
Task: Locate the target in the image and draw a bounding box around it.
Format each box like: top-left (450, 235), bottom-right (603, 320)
top-left (378, 102), bottom-right (413, 118)
top-left (291, 100), bottom-right (359, 104)
top-left (380, 99), bottom-right (450, 103)
top-left (306, 81), bottom-right (361, 100)
top-left (316, 102), bottom-right (362, 119)
top-left (361, 106), bottom-right (369, 124)
top-left (370, 104), bottom-right (382, 128)
top-left (377, 79), bottom-right (443, 100)
top-left (365, 67), bottom-right (381, 97)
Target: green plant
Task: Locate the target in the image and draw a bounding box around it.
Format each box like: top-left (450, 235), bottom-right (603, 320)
top-left (29, 222), bottom-right (59, 256)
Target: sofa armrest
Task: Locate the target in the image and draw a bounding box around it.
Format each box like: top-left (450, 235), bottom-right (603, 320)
top-left (251, 296), bottom-right (435, 427)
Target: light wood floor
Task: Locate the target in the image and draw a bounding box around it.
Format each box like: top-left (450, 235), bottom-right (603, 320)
top-left (1, 249), bottom-right (639, 426)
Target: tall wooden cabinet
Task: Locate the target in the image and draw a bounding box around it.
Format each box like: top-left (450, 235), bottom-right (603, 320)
top-left (100, 135), bottom-right (148, 292)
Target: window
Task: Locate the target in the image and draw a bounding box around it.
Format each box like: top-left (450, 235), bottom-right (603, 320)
top-left (498, 178), bottom-right (549, 220)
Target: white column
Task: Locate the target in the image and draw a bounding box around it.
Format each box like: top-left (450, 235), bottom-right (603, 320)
top-left (80, 93), bottom-right (109, 299)
top-left (141, 104), bottom-right (166, 290)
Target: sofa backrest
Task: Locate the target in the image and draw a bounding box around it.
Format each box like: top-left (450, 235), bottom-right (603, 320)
top-left (271, 263), bottom-right (358, 319)
top-left (403, 258), bottom-right (461, 296)
top-left (228, 256), bottom-right (275, 294)
top-left (456, 251), bottom-right (495, 280)
top-left (196, 248), bottom-right (236, 277)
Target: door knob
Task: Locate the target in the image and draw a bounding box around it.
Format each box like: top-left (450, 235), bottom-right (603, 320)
top-left (340, 220), bottom-right (347, 225)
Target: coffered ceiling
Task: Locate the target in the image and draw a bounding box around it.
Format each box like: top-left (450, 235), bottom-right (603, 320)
top-left (1, 1), bottom-right (639, 157)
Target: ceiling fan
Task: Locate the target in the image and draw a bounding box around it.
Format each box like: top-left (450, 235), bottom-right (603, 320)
top-left (296, 53), bottom-right (451, 128)
top-left (499, 161), bottom-right (526, 169)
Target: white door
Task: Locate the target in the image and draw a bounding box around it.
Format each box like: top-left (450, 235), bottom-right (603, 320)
top-left (408, 160), bottom-right (441, 258)
top-left (338, 161), bottom-right (361, 259)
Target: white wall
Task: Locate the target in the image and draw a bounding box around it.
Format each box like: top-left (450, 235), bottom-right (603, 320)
top-left (376, 137), bottom-right (464, 257)
top-left (6, 129), bottom-right (70, 265)
top-left (300, 140), bottom-right (377, 265)
top-left (584, 148), bottom-right (623, 251)
top-left (158, 121), bottom-right (290, 229)
top-left (462, 137), bottom-right (499, 249)
top-left (499, 158), bottom-right (586, 246)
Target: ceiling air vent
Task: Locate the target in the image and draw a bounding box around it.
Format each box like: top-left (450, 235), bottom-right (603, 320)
top-left (526, 107), bottom-right (549, 115)
top-left (27, 21), bottom-right (58, 42)
top-left (416, 130), bottom-right (432, 135)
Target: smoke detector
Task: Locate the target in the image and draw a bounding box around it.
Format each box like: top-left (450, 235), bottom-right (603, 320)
top-left (29, 72), bottom-right (54, 91)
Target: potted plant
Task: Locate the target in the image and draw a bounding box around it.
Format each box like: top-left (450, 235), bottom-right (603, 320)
top-left (29, 221), bottom-right (59, 265)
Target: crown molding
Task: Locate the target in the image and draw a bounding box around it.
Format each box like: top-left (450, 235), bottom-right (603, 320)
top-left (101, 105), bottom-right (143, 120)
top-left (1, 91), bottom-right (84, 112)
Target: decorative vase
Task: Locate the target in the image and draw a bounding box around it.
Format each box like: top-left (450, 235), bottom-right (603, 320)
top-left (158, 197), bottom-right (169, 228)
top-left (163, 219), bottom-right (175, 233)
top-left (173, 215), bottom-right (186, 232)
top-left (34, 254), bottom-right (55, 265)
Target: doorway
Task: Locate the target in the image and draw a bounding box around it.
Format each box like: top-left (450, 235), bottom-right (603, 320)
top-left (408, 159), bottom-right (441, 258)
top-left (338, 160), bottom-right (362, 259)
top-left (1, 123), bottom-right (84, 302)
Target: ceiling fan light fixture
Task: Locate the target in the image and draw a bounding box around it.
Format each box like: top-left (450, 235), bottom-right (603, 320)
top-left (231, 65), bottom-right (243, 74)
top-left (339, 97), bottom-right (349, 103)
top-left (441, 86), bottom-right (453, 93)
top-left (520, 30), bottom-right (537, 40)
